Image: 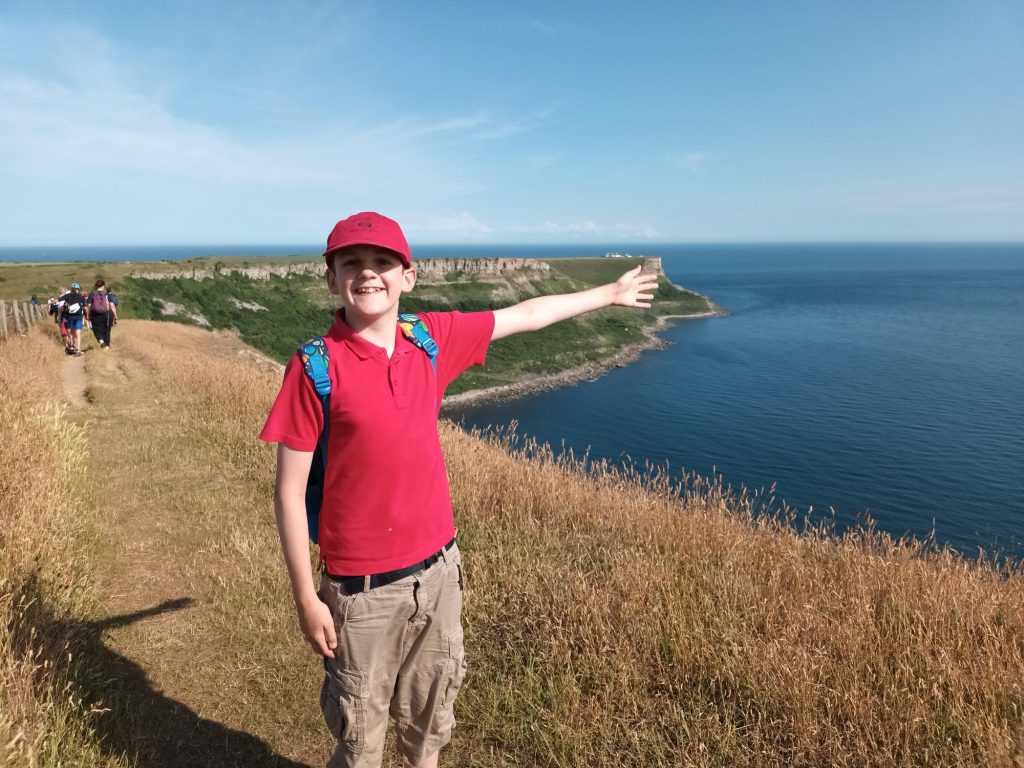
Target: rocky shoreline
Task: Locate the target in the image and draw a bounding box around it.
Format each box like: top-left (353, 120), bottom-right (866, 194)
top-left (442, 300), bottom-right (729, 410)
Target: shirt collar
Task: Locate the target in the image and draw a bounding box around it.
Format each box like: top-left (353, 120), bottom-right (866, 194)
top-left (327, 309), bottom-right (414, 360)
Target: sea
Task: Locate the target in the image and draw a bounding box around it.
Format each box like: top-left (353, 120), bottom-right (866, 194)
top-left (449, 243), bottom-right (1024, 563)
top-left (4, 242), bottom-right (1022, 561)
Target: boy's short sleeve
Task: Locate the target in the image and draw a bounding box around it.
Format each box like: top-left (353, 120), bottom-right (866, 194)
top-left (419, 311), bottom-right (494, 389)
top-left (259, 354), bottom-right (323, 451)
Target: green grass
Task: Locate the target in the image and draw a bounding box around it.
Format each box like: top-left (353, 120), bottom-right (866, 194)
top-left (122, 271), bottom-right (334, 362)
top-left (117, 258), bottom-right (715, 391)
top-left (546, 256), bottom-right (650, 285)
top-left (0, 253), bottom-right (321, 304)
top-left (4, 256), bottom-right (716, 394)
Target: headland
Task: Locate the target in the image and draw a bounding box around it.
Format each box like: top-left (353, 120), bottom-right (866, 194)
top-left (0, 254), bottom-right (726, 403)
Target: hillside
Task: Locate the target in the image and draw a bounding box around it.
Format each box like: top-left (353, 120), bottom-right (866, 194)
top-left (2, 321), bottom-right (1022, 767)
top-left (0, 255), bottom-right (722, 398)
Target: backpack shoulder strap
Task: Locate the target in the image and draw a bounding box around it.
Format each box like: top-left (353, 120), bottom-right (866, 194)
top-left (297, 336), bottom-right (331, 544)
top-left (298, 336), bottom-right (331, 398)
top-left (397, 313), bottom-right (439, 369)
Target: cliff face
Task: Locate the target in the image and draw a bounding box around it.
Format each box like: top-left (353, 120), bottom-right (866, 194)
top-left (643, 256), bottom-right (663, 274)
top-left (415, 258), bottom-right (550, 284)
top-left (131, 257), bottom-right (553, 284)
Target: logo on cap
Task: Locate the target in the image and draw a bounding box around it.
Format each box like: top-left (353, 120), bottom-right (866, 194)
top-left (323, 211), bottom-right (412, 268)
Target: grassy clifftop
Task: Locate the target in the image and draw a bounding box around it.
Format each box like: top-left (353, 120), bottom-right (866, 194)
top-left (117, 256), bottom-right (715, 398)
top-left (2, 320), bottom-right (1023, 767)
top-left (1, 255), bottom-right (719, 397)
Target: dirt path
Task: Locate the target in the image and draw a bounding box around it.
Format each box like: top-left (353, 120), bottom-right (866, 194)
top-left (62, 350), bottom-right (90, 408)
top-left (62, 321), bottom-right (321, 768)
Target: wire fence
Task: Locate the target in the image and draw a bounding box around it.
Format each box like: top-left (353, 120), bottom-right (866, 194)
top-left (0, 299), bottom-right (50, 343)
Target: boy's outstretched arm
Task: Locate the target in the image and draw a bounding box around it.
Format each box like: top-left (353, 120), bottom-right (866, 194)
top-left (275, 445), bottom-right (337, 658)
top-left (491, 265), bottom-right (658, 341)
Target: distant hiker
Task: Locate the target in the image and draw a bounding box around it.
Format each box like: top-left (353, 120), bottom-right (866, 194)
top-left (260, 211), bottom-right (657, 768)
top-left (87, 279), bottom-right (117, 350)
top-left (52, 290), bottom-right (71, 351)
top-left (59, 283), bottom-right (87, 356)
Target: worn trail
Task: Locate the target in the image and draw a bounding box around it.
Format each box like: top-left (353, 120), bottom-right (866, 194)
top-left (61, 321), bottom-right (326, 768)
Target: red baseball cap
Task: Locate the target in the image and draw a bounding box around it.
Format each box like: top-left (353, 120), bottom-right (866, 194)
top-left (323, 212), bottom-right (412, 268)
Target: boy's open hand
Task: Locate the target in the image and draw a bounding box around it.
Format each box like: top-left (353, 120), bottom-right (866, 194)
top-left (611, 265), bottom-right (658, 308)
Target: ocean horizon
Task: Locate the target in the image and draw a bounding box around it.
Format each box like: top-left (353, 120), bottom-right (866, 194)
top-left (2, 241), bottom-right (1023, 264)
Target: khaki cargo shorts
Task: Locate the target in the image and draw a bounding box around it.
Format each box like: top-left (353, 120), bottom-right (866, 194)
top-left (317, 542), bottom-right (467, 768)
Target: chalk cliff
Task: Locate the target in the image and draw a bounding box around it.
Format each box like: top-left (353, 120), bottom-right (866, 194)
top-left (132, 257), bottom-right (557, 284)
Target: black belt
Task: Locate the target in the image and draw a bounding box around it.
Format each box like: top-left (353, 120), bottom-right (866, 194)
top-left (326, 538), bottom-right (455, 593)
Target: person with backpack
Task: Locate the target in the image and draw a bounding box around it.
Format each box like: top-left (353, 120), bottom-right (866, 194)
top-left (58, 283), bottom-right (87, 356)
top-left (86, 279), bottom-right (116, 349)
top-left (260, 212), bottom-right (657, 768)
top-left (51, 290), bottom-right (71, 352)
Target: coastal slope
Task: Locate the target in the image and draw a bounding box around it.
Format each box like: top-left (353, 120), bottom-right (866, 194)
top-left (1, 255), bottom-right (724, 400)
top-left (124, 255), bottom-right (725, 398)
top-left (2, 320), bottom-right (1022, 767)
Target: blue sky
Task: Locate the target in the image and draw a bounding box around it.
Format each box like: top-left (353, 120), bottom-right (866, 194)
top-left (1, 0), bottom-right (1022, 245)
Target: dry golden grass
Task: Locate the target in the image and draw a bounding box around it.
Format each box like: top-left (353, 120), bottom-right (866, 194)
top-left (3, 319), bottom-right (1023, 767)
top-left (0, 327), bottom-right (125, 768)
top-left (446, 429), bottom-right (1024, 767)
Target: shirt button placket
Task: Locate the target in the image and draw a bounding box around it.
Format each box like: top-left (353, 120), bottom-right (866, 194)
top-left (391, 358), bottom-right (407, 409)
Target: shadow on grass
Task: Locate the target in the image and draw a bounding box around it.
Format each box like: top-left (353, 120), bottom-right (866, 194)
top-left (30, 595), bottom-right (312, 768)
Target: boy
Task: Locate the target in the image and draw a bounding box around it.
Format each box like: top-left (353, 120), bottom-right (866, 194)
top-left (260, 212), bottom-right (656, 768)
top-left (58, 282), bottom-right (87, 355)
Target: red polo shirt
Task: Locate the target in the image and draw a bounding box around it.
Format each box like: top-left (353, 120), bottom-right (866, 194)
top-left (260, 309), bottom-right (494, 575)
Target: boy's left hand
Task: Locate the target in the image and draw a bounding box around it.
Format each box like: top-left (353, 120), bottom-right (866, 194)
top-left (611, 266), bottom-right (658, 308)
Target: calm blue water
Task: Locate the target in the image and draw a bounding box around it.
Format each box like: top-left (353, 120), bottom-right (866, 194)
top-left (451, 243), bottom-right (1024, 562)
top-left (6, 241), bottom-right (1022, 560)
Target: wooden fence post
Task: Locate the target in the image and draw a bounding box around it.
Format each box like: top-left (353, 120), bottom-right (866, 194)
top-left (0, 300), bottom-right (7, 340)
top-left (12, 300), bottom-right (23, 335)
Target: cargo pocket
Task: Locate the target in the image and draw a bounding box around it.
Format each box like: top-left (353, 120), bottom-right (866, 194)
top-left (441, 633), bottom-right (468, 709)
top-left (320, 667), bottom-right (366, 753)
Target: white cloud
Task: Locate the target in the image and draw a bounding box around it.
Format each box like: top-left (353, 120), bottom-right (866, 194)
top-left (409, 212), bottom-right (493, 236)
top-left (668, 151), bottom-right (711, 173)
top-left (527, 20), bottom-right (575, 38)
top-left (614, 222), bottom-right (660, 239)
top-left (0, 25), bottom-right (520, 241)
top-left (509, 219), bottom-right (659, 240)
top-left (385, 114), bottom-right (493, 139)
top-left (364, 105), bottom-right (554, 144)
top-left (539, 220), bottom-right (600, 234)
top-left (525, 152), bottom-right (563, 172)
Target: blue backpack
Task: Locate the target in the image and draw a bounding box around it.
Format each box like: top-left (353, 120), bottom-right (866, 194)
top-left (298, 313), bottom-right (440, 543)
